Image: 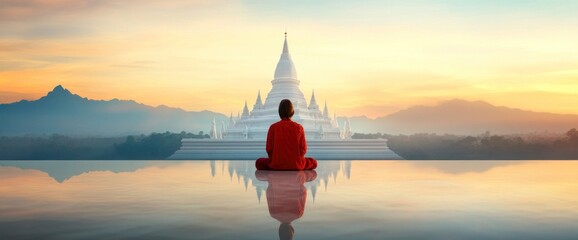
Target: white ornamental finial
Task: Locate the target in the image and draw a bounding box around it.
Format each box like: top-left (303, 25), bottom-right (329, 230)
top-left (210, 118), bottom-right (218, 139)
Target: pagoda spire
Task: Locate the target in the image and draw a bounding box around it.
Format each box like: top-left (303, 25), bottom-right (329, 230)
top-left (253, 90), bottom-right (263, 110)
top-left (242, 100), bottom-right (250, 118)
top-left (343, 118), bottom-right (352, 139)
top-left (282, 32), bottom-right (289, 54)
top-left (274, 32), bottom-right (297, 79)
top-left (210, 118), bottom-right (218, 139)
top-left (308, 89), bottom-right (319, 110)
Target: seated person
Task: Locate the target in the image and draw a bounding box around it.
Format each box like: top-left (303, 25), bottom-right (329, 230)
top-left (255, 99), bottom-right (317, 170)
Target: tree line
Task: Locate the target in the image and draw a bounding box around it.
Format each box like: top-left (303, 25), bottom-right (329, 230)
top-left (353, 128), bottom-right (578, 159)
top-left (2, 129), bottom-right (577, 160)
top-left (0, 131), bottom-right (209, 160)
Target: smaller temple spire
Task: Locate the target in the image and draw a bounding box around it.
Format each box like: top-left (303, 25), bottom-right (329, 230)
top-left (242, 100), bottom-right (250, 118)
top-left (308, 89), bottom-right (319, 110)
top-left (253, 90), bottom-right (263, 110)
top-left (210, 118), bottom-right (218, 139)
top-left (342, 118), bottom-right (352, 139)
top-left (323, 100), bottom-right (329, 118)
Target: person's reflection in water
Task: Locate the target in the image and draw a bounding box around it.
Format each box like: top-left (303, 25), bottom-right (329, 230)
top-left (255, 170), bottom-right (317, 240)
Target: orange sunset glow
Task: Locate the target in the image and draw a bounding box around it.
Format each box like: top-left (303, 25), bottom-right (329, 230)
top-left (2, 1), bottom-right (578, 118)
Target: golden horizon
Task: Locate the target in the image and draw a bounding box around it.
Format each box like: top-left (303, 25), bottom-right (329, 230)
top-left (1, 1), bottom-right (578, 118)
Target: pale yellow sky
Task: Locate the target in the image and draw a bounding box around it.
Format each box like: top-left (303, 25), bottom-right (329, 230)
top-left (1, 1), bottom-right (578, 118)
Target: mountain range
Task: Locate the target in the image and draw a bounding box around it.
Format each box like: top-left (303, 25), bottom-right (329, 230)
top-left (1, 85), bottom-right (577, 136)
top-left (0, 85), bottom-right (227, 136)
top-left (346, 99), bottom-right (578, 135)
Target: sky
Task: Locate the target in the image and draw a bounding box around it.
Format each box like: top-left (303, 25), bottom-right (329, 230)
top-left (1, 0), bottom-right (578, 118)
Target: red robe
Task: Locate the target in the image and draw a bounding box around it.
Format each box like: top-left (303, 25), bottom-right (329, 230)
top-left (255, 119), bottom-right (317, 170)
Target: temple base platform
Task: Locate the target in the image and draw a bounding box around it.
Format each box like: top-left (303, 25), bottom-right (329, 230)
top-left (168, 139), bottom-right (403, 160)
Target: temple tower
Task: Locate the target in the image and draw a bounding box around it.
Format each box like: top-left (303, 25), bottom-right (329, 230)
top-left (263, 33), bottom-right (308, 110)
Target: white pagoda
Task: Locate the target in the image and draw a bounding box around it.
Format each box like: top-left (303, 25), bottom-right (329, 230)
top-left (222, 33), bottom-right (342, 140)
top-left (169, 33), bottom-right (401, 160)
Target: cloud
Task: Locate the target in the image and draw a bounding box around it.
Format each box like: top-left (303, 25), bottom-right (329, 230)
top-left (1, 0), bottom-right (578, 117)
top-left (0, 60), bottom-right (48, 72)
top-left (110, 61), bottom-right (155, 69)
top-left (0, 0), bottom-right (102, 22)
top-left (497, 61), bottom-right (578, 76)
top-left (0, 0), bottom-right (230, 22)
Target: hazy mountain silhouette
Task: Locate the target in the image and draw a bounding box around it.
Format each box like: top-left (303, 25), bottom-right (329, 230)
top-left (2, 87), bottom-right (577, 136)
top-left (0, 85), bottom-right (227, 136)
top-left (347, 99), bottom-right (578, 134)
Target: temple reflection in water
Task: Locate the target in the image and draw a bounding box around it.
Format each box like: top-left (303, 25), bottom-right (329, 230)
top-left (210, 160), bottom-right (351, 202)
top-left (210, 160), bottom-right (351, 239)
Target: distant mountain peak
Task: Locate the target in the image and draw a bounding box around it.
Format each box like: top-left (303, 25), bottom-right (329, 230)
top-left (0, 85), bottom-right (228, 136)
top-left (36, 85), bottom-right (86, 105)
top-left (47, 85), bottom-right (73, 97)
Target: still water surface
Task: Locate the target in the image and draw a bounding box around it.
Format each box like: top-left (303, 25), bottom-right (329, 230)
top-left (0, 160), bottom-right (577, 240)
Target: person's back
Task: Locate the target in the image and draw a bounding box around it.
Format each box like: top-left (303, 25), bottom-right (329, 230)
top-left (267, 119), bottom-right (307, 170)
top-left (255, 99), bottom-right (317, 171)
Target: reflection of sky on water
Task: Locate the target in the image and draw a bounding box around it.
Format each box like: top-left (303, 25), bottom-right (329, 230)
top-left (408, 160), bottom-right (523, 174)
top-left (1, 160), bottom-right (578, 239)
